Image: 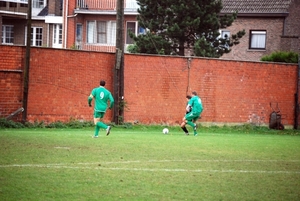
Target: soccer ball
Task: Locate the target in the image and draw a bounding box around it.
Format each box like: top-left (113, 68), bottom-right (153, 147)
top-left (162, 128), bottom-right (169, 134)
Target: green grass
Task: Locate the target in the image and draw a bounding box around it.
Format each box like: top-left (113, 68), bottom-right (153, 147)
top-left (0, 126), bottom-right (300, 201)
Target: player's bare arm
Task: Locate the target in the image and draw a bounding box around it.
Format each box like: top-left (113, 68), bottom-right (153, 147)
top-left (88, 94), bottom-right (94, 107)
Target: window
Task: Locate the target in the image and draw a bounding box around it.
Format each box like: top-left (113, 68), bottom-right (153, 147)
top-left (217, 30), bottom-right (231, 49)
top-left (249, 30), bottom-right (266, 49)
top-left (87, 21), bottom-right (95, 43)
top-left (76, 23), bottom-right (83, 49)
top-left (27, 27), bottom-right (43, 46)
top-left (53, 24), bottom-right (62, 48)
top-left (138, 26), bottom-right (146, 35)
top-left (126, 22), bottom-right (146, 44)
top-left (126, 22), bottom-right (136, 44)
top-left (33, 0), bottom-right (44, 8)
top-left (2, 25), bottom-right (14, 44)
top-left (87, 21), bottom-right (116, 45)
top-left (97, 21), bottom-right (107, 43)
top-left (20, 3), bottom-right (28, 8)
top-left (0, 1), bottom-right (6, 7)
top-left (9, 2), bottom-right (17, 7)
top-left (220, 30), bottom-right (230, 39)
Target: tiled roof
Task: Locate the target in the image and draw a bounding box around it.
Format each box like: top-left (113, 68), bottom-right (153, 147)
top-left (221, 0), bottom-right (292, 13)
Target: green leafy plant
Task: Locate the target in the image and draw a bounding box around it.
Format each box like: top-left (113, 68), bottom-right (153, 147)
top-left (0, 118), bottom-right (24, 128)
top-left (131, 0), bottom-right (244, 57)
top-left (261, 51), bottom-right (299, 63)
top-left (0, 118), bottom-right (94, 129)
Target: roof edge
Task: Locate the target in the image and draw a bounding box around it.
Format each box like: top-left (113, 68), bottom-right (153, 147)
top-left (220, 12), bottom-right (289, 17)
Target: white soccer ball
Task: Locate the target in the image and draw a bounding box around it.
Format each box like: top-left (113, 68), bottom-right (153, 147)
top-left (162, 128), bottom-right (169, 134)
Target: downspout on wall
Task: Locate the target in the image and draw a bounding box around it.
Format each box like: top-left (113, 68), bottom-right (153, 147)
top-left (295, 56), bottom-right (300, 129)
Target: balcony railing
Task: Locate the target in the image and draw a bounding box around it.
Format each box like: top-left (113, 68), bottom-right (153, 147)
top-left (0, 1), bottom-right (28, 15)
top-left (77, 42), bottom-right (117, 53)
top-left (76, 0), bottom-right (139, 11)
top-left (1, 0), bottom-right (27, 3)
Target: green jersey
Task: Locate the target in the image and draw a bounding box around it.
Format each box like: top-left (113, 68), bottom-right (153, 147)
top-left (90, 86), bottom-right (114, 112)
top-left (188, 95), bottom-right (203, 114)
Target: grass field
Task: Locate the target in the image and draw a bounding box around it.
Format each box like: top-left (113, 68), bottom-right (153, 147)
top-left (0, 125), bottom-right (300, 201)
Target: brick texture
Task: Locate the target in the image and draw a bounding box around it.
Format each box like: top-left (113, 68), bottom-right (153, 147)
top-left (0, 45), bottom-right (298, 127)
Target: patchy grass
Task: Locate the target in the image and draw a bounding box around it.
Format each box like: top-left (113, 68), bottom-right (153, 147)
top-left (0, 126), bottom-right (300, 201)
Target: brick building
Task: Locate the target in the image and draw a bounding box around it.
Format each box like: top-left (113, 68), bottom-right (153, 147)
top-left (220, 0), bottom-right (300, 61)
top-left (63, 0), bottom-right (300, 61)
top-left (1, 0), bottom-right (299, 61)
top-left (0, 0), bottom-right (63, 48)
top-left (63, 0), bottom-right (140, 51)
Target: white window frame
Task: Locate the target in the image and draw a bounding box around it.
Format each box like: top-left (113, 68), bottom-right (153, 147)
top-left (87, 21), bottom-right (116, 45)
top-left (249, 30), bottom-right (266, 49)
top-left (219, 30), bottom-right (230, 39)
top-left (25, 26), bottom-right (43, 46)
top-left (87, 21), bottom-right (95, 44)
top-left (32, 0), bottom-right (45, 8)
top-left (76, 23), bottom-right (83, 49)
top-left (2, 25), bottom-right (14, 44)
top-left (53, 24), bottom-right (62, 48)
top-left (97, 21), bottom-right (107, 44)
top-left (31, 27), bottom-right (43, 46)
top-left (126, 21), bottom-right (136, 45)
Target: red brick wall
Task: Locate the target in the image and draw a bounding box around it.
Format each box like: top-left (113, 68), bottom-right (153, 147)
top-left (0, 45), bottom-right (298, 127)
top-left (124, 54), bottom-right (298, 126)
top-left (0, 46), bottom-right (24, 120)
top-left (26, 48), bottom-right (115, 123)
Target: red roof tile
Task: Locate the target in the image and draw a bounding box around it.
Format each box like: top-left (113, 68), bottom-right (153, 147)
top-left (221, 0), bottom-right (292, 13)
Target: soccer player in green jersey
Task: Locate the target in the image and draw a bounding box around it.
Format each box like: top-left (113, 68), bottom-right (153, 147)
top-left (88, 80), bottom-right (114, 138)
top-left (181, 91), bottom-right (203, 136)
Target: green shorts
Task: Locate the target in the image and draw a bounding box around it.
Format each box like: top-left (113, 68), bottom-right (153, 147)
top-left (185, 112), bottom-right (201, 122)
top-left (94, 111), bottom-right (105, 118)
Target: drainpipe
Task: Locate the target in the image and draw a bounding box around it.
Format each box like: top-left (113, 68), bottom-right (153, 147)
top-left (294, 55), bottom-right (300, 129)
top-left (64, 0), bottom-right (68, 48)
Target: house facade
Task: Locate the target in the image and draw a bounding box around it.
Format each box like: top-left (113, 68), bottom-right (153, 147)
top-left (63, 0), bottom-right (140, 51)
top-left (0, 0), bottom-right (63, 48)
top-left (63, 0), bottom-right (299, 61)
top-left (1, 0), bottom-right (299, 61)
top-left (220, 0), bottom-right (300, 61)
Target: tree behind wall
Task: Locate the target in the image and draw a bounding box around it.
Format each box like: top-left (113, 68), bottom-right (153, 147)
top-left (129, 0), bottom-right (245, 57)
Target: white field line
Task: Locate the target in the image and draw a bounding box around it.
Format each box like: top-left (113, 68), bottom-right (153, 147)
top-left (0, 164), bottom-right (299, 174)
top-left (0, 160), bottom-right (300, 174)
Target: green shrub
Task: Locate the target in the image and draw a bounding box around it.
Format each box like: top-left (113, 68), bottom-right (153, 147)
top-left (261, 51), bottom-right (299, 63)
top-left (25, 121), bottom-right (46, 128)
top-left (127, 44), bottom-right (139, 53)
top-left (65, 119), bottom-right (94, 128)
top-left (0, 118), bottom-right (25, 128)
top-left (46, 121), bottom-right (67, 128)
top-left (0, 118), bottom-right (95, 129)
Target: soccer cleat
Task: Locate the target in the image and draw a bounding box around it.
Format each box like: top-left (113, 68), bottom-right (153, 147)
top-left (185, 132), bottom-right (189, 136)
top-left (106, 126), bottom-right (111, 136)
top-left (92, 135), bottom-right (98, 138)
top-left (194, 124), bottom-right (197, 131)
top-left (194, 133), bottom-right (198, 136)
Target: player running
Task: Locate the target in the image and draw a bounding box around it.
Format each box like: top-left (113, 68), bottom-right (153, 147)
top-left (181, 91), bottom-right (203, 136)
top-left (88, 80), bottom-right (114, 138)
